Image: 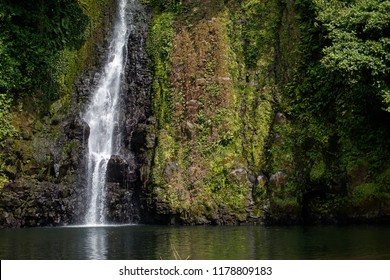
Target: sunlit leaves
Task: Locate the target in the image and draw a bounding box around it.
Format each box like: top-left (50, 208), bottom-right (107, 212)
top-left (314, 0), bottom-right (390, 109)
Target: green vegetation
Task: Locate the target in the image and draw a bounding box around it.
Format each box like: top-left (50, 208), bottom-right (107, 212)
top-left (146, 0), bottom-right (390, 224)
top-left (280, 0), bottom-right (390, 221)
top-left (0, 0), bottom-right (113, 187)
top-left (0, 0), bottom-right (88, 108)
top-left (0, 0), bottom-right (113, 111)
top-left (145, 0), bottom-right (282, 223)
top-left (147, 12), bottom-right (175, 127)
top-left (316, 0), bottom-right (389, 110)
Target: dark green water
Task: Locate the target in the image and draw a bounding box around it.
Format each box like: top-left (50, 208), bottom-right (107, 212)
top-left (0, 225), bottom-right (389, 260)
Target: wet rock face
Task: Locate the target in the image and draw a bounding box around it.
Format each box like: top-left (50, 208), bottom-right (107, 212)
top-left (105, 182), bottom-right (140, 224)
top-left (63, 117), bottom-right (90, 142)
top-left (107, 2), bottom-right (153, 223)
top-left (106, 156), bottom-right (129, 184)
top-left (0, 179), bottom-right (82, 228)
top-left (123, 3), bottom-right (153, 159)
top-left (106, 155), bottom-right (139, 185)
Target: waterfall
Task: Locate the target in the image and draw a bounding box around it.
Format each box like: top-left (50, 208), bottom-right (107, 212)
top-left (83, 0), bottom-right (131, 225)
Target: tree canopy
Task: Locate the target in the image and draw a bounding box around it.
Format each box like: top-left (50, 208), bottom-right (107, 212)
top-left (315, 0), bottom-right (390, 110)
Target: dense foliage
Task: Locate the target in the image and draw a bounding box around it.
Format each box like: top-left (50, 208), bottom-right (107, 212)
top-left (317, 0), bottom-right (389, 108)
top-left (0, 0), bottom-right (88, 109)
top-left (283, 0), bottom-right (390, 221)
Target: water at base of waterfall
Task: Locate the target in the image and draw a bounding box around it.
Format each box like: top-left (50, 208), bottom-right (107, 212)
top-left (1, 225), bottom-right (389, 259)
top-left (83, 0), bottom-right (131, 225)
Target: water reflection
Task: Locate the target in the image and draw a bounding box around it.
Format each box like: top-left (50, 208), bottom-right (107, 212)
top-left (0, 225), bottom-right (389, 259)
top-left (84, 227), bottom-right (109, 260)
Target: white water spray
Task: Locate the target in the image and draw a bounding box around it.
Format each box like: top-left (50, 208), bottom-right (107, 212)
top-left (84, 0), bottom-right (130, 225)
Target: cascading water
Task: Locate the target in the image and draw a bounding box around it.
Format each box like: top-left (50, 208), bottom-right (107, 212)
top-left (83, 0), bottom-right (131, 225)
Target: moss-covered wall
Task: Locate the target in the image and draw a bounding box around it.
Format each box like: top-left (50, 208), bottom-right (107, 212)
top-left (145, 0), bottom-right (288, 224)
top-left (145, 0), bottom-right (390, 224)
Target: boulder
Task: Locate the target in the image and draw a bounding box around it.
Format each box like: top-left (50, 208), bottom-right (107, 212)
top-left (269, 171), bottom-right (288, 190)
top-left (274, 112), bottom-right (287, 125)
top-left (257, 174), bottom-right (268, 187)
top-left (163, 162), bottom-right (179, 181)
top-left (230, 168), bottom-right (247, 183)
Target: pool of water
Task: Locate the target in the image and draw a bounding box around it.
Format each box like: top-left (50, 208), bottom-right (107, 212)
top-left (0, 225), bottom-right (389, 259)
